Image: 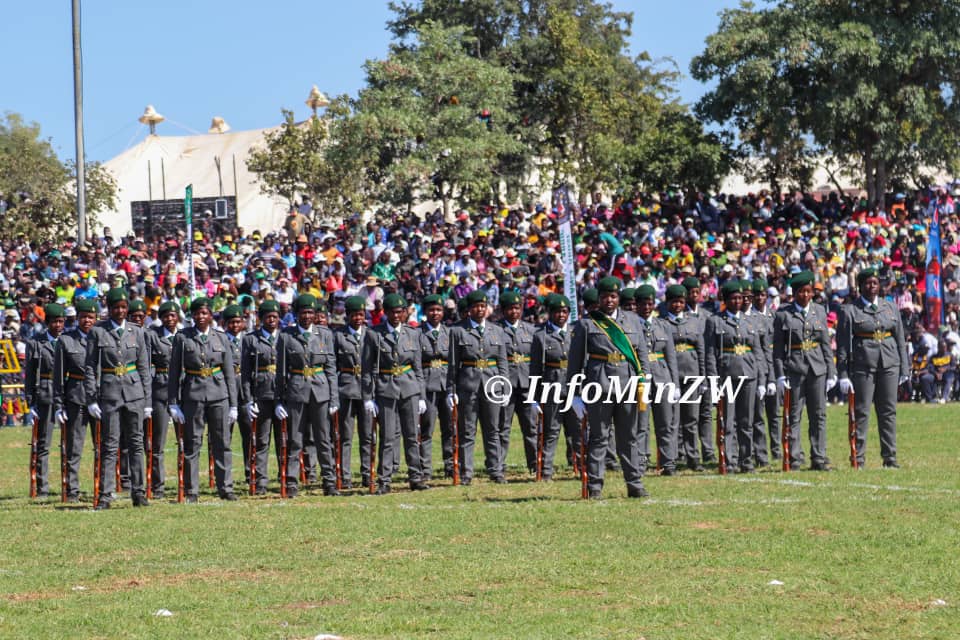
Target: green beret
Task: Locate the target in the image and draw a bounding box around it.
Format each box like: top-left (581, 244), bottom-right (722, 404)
top-left (635, 285), bottom-right (656, 301)
top-left (665, 284), bottom-right (687, 301)
top-left (597, 276), bottom-right (622, 293)
top-left (222, 304), bottom-right (243, 320)
top-left (548, 295), bottom-right (570, 311)
top-left (190, 297), bottom-right (212, 313)
top-left (790, 271), bottom-right (815, 288)
top-left (857, 268), bottom-right (878, 285)
top-left (500, 291), bottom-right (522, 307)
top-left (158, 301), bottom-right (179, 316)
top-left (681, 277), bottom-right (701, 291)
top-left (721, 280), bottom-right (743, 298)
top-left (620, 287), bottom-right (636, 302)
top-left (466, 290), bottom-right (488, 306)
top-left (44, 303), bottom-right (65, 320)
top-left (128, 299), bottom-right (147, 313)
top-left (383, 293), bottom-right (407, 310)
top-left (752, 278), bottom-right (768, 293)
top-left (75, 299), bottom-right (98, 314)
top-left (345, 296), bottom-right (366, 313)
top-left (582, 288), bottom-right (599, 305)
top-left (293, 294), bottom-right (318, 311)
top-left (105, 287), bottom-right (128, 307)
top-left (258, 300), bottom-right (280, 316)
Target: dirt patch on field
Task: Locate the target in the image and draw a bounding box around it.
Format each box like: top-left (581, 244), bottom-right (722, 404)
top-left (281, 599), bottom-right (348, 609)
top-left (691, 521), bottom-right (720, 529)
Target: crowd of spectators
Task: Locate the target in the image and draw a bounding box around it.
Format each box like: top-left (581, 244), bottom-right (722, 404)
top-left (3, 185), bottom-right (960, 423)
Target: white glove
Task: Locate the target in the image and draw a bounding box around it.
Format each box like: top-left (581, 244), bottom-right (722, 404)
top-left (446, 393), bottom-right (459, 410)
top-left (28, 408), bottom-right (39, 423)
top-left (838, 378), bottom-right (852, 395)
top-left (899, 375), bottom-right (910, 385)
top-left (169, 404), bottom-right (185, 424)
top-left (228, 407), bottom-right (238, 423)
top-left (777, 377), bottom-right (790, 394)
top-left (274, 403), bottom-right (289, 420)
top-left (826, 376), bottom-right (837, 392)
top-left (329, 404), bottom-right (339, 416)
top-left (55, 409), bottom-right (68, 424)
top-left (766, 382), bottom-right (776, 396)
top-left (757, 385), bottom-right (766, 399)
top-left (532, 401), bottom-right (543, 416)
top-left (144, 407), bottom-right (153, 419)
top-left (669, 387), bottom-right (681, 403)
top-left (87, 403), bottom-right (102, 420)
top-left (417, 399), bottom-right (427, 415)
top-left (571, 397), bottom-right (586, 420)
top-left (246, 402), bottom-right (260, 422)
top-left (364, 400), bottom-right (379, 416)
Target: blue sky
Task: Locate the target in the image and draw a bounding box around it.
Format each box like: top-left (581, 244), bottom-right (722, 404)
top-left (1, 1), bottom-right (733, 163)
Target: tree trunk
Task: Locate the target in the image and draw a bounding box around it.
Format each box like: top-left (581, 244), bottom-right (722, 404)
top-left (864, 152), bottom-right (876, 204)
top-left (875, 158), bottom-right (888, 206)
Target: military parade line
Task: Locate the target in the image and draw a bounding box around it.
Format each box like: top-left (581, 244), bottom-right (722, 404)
top-left (25, 267), bottom-right (906, 507)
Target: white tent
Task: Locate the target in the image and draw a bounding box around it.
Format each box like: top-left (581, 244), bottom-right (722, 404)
top-left (100, 127), bottom-right (289, 237)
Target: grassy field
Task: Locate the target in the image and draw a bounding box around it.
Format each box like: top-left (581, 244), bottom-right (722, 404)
top-left (0, 404), bottom-right (957, 639)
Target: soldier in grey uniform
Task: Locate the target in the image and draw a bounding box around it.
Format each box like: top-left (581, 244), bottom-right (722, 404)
top-left (683, 277), bottom-right (716, 464)
top-left (567, 276), bottom-right (650, 498)
top-left (418, 294), bottom-right (452, 479)
top-left (85, 288), bottom-right (151, 508)
top-left (746, 280), bottom-right (780, 466)
top-left (53, 299), bottom-right (98, 502)
top-left (660, 284), bottom-right (707, 471)
top-left (25, 303), bottom-right (65, 498)
top-left (118, 299), bottom-right (149, 490)
top-left (273, 294), bottom-right (339, 496)
top-left (446, 289), bottom-right (509, 484)
top-left (221, 305), bottom-right (246, 478)
top-left (635, 285), bottom-right (680, 475)
top-left (529, 294), bottom-right (578, 479)
top-left (167, 297), bottom-right (238, 502)
top-left (496, 291), bottom-right (538, 475)
top-left (143, 301), bottom-right (180, 498)
top-left (836, 268), bottom-right (909, 468)
top-left (241, 300), bottom-right (281, 495)
top-left (362, 293), bottom-right (428, 494)
top-left (704, 281), bottom-right (765, 473)
top-left (773, 270), bottom-right (837, 471)
top-left (333, 296), bottom-right (369, 489)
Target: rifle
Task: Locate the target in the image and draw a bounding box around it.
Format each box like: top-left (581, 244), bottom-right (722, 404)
top-left (208, 433), bottom-right (215, 489)
top-left (115, 446), bottom-right (121, 492)
top-left (333, 409), bottom-right (342, 491)
top-left (29, 415), bottom-right (39, 498)
top-left (451, 402), bottom-right (459, 486)
top-left (280, 417), bottom-right (289, 498)
top-left (370, 413), bottom-right (378, 494)
top-left (848, 389), bottom-right (858, 469)
top-left (175, 418), bottom-right (185, 503)
top-left (145, 416), bottom-right (153, 499)
top-left (579, 413), bottom-right (589, 498)
top-left (299, 450), bottom-right (307, 485)
top-left (93, 419), bottom-right (102, 507)
top-left (782, 325), bottom-right (793, 472)
top-left (716, 396), bottom-right (727, 475)
top-left (60, 415), bottom-right (67, 503)
top-left (536, 411), bottom-right (544, 481)
top-left (249, 417), bottom-right (257, 496)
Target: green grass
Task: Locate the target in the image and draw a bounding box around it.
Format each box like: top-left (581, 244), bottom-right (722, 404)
top-left (0, 404), bottom-right (958, 639)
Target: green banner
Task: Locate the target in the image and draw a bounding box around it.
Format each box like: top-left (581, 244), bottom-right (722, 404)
top-left (184, 184), bottom-right (193, 224)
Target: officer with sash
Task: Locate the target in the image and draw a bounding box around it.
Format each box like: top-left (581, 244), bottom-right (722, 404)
top-left (747, 279), bottom-right (780, 466)
top-left (446, 289), bottom-right (509, 484)
top-left (660, 284), bottom-right (707, 471)
top-left (144, 300), bottom-right (179, 498)
top-left (529, 294), bottom-right (578, 479)
top-left (773, 270), bottom-right (837, 471)
top-left (634, 285), bottom-right (680, 475)
top-left (704, 281), bottom-right (765, 473)
top-left (25, 303), bottom-right (65, 498)
top-left (274, 294), bottom-right (339, 496)
top-left (418, 294), bottom-right (452, 479)
top-left (241, 300), bottom-right (281, 495)
top-left (167, 297), bottom-right (238, 502)
top-left (497, 291), bottom-right (537, 475)
top-left (333, 295), bottom-right (369, 489)
top-left (85, 288), bottom-right (151, 508)
top-left (683, 276), bottom-right (715, 465)
top-left (362, 293), bottom-right (428, 494)
top-left (567, 276), bottom-right (649, 498)
top-left (836, 268), bottom-right (909, 468)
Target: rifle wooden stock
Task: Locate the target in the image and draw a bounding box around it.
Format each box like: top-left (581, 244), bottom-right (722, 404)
top-left (208, 434), bottom-right (215, 489)
top-left (299, 450), bottom-right (306, 485)
top-left (115, 447), bottom-right (121, 491)
top-left (176, 420), bottom-right (185, 503)
top-left (370, 414), bottom-right (378, 494)
top-left (333, 410), bottom-right (342, 491)
top-left (249, 417), bottom-right (257, 496)
top-left (579, 413), bottom-right (589, 499)
top-left (536, 412), bottom-right (544, 481)
top-left (60, 418), bottom-right (67, 503)
top-left (93, 419), bottom-right (102, 507)
top-left (29, 416), bottom-right (39, 498)
top-left (145, 417), bottom-right (153, 500)
top-left (280, 417), bottom-right (288, 499)
top-left (848, 390), bottom-right (858, 469)
top-left (716, 396), bottom-right (726, 475)
top-left (451, 403), bottom-right (459, 486)
top-left (781, 388), bottom-right (792, 472)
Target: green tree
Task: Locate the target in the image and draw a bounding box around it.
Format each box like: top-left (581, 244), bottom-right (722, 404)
top-left (0, 112), bottom-right (116, 241)
top-left (692, 0), bottom-right (960, 202)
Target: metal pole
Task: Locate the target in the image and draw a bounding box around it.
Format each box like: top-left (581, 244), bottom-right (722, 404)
top-left (161, 157), bottom-right (167, 200)
top-left (232, 154), bottom-right (239, 219)
top-left (72, 0), bottom-right (87, 244)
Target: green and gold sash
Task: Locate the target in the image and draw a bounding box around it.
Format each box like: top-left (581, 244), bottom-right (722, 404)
top-left (589, 311), bottom-right (643, 377)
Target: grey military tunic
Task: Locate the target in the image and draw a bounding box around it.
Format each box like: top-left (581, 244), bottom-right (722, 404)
top-left (53, 328), bottom-right (95, 499)
top-left (145, 326), bottom-right (176, 496)
top-left (747, 308), bottom-right (781, 464)
top-left (25, 334), bottom-right (57, 496)
top-left (661, 312), bottom-right (706, 469)
top-left (529, 322), bottom-right (579, 477)
top-left (638, 315), bottom-right (679, 472)
top-left (498, 318), bottom-right (538, 474)
top-left (240, 328), bottom-right (280, 493)
top-left (334, 325), bottom-right (369, 487)
top-left (419, 322), bottom-right (452, 478)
